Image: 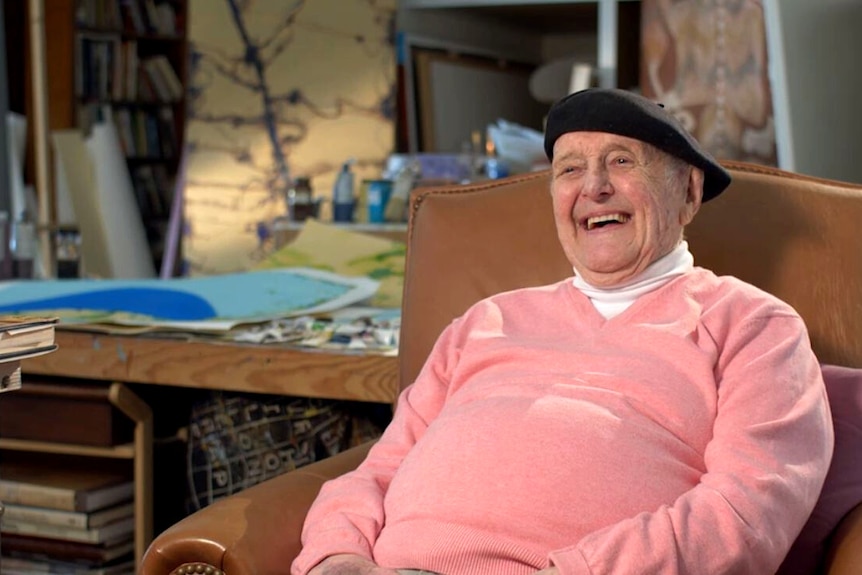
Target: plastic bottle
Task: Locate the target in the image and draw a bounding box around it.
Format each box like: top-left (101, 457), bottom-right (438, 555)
top-left (10, 211), bottom-right (36, 279)
top-left (332, 158), bottom-right (356, 222)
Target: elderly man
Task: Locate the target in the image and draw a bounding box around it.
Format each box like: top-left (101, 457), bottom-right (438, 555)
top-left (291, 89), bottom-right (834, 575)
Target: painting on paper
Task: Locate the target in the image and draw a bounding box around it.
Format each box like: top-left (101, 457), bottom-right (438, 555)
top-left (640, 0), bottom-right (777, 166)
top-left (183, 0), bottom-right (398, 275)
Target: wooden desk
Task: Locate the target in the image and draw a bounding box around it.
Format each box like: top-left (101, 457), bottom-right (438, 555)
top-left (8, 330), bottom-right (398, 565)
top-left (23, 330), bottom-right (401, 404)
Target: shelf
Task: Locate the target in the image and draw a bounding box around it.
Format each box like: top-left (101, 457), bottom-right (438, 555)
top-left (402, 0), bottom-right (638, 7)
top-left (66, 0), bottom-right (189, 274)
top-left (79, 28), bottom-right (183, 41)
top-left (399, 0), bottom-right (642, 90)
top-left (0, 381), bottom-right (154, 566)
top-left (78, 97), bottom-right (184, 106)
top-left (272, 220), bottom-right (408, 233)
top-left (126, 156), bottom-right (177, 163)
top-left (401, 0), bottom-right (641, 32)
top-left (271, 220), bottom-right (408, 249)
top-left (0, 438), bottom-right (136, 459)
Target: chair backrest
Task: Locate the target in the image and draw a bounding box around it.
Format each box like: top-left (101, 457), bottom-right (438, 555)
top-left (399, 161), bottom-right (862, 390)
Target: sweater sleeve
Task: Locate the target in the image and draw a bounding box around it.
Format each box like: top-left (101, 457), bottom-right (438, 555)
top-left (548, 308), bottom-right (835, 575)
top-left (290, 317), bottom-right (464, 575)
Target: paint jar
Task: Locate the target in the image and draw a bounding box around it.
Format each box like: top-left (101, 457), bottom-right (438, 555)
top-left (365, 180), bottom-right (393, 224)
top-left (55, 229), bottom-right (81, 278)
top-left (288, 177), bottom-right (315, 221)
top-left (485, 157), bottom-right (509, 179)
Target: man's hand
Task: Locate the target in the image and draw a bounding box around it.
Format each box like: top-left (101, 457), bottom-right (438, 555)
top-left (534, 568), bottom-right (560, 575)
top-left (308, 554), bottom-right (401, 575)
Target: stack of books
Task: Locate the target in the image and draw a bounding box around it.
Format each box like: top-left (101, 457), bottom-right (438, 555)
top-left (0, 315), bottom-right (58, 394)
top-left (0, 458), bottom-right (136, 575)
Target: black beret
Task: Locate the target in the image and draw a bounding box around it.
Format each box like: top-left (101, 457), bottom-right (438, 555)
top-left (544, 88), bottom-right (731, 202)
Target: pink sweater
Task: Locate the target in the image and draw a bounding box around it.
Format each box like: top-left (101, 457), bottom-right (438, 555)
top-left (292, 269), bottom-right (834, 575)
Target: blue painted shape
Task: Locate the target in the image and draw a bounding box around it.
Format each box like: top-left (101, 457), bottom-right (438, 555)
top-left (0, 269), bottom-right (361, 323)
top-left (0, 287), bottom-right (217, 320)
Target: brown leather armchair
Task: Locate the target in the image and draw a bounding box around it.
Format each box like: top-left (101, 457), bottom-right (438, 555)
top-left (141, 162), bottom-right (862, 575)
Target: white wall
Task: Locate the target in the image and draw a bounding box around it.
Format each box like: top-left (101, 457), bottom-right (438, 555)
top-left (396, 7), bottom-right (544, 63)
top-left (767, 0), bottom-right (862, 183)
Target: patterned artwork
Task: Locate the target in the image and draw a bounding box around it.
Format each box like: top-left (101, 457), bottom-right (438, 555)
top-left (185, 392), bottom-right (388, 510)
top-left (640, 0), bottom-right (777, 166)
top-left (183, 0), bottom-right (398, 274)
top-left (185, 394), bottom-right (349, 511)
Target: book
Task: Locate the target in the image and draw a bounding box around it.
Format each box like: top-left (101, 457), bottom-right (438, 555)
top-left (0, 359), bottom-right (22, 393)
top-left (2, 501), bottom-right (134, 530)
top-left (1, 533), bottom-right (134, 566)
top-left (1, 516), bottom-right (134, 545)
top-left (0, 315), bottom-right (58, 358)
top-left (0, 460), bottom-right (134, 512)
top-left (0, 380), bottom-right (135, 447)
top-left (0, 555), bottom-right (135, 575)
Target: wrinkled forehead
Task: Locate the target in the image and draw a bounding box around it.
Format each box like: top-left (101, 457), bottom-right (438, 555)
top-left (551, 131), bottom-right (662, 163)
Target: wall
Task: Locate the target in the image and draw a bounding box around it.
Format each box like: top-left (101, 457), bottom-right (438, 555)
top-left (766, 0), bottom-right (862, 183)
top-left (396, 7), bottom-right (543, 63)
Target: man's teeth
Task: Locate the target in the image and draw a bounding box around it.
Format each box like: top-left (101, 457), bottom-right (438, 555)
top-left (586, 214), bottom-right (630, 230)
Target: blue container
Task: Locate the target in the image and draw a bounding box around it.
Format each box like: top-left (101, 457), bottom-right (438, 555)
top-left (333, 201), bottom-right (355, 222)
top-left (486, 158), bottom-right (509, 179)
top-left (366, 180), bottom-right (393, 223)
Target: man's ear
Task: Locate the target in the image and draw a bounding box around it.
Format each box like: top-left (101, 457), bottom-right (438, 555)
top-left (680, 167), bottom-right (704, 226)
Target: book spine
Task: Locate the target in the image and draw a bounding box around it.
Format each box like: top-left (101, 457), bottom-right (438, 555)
top-left (0, 364), bottom-right (22, 393)
top-left (0, 482), bottom-right (77, 511)
top-left (1, 519), bottom-right (102, 544)
top-left (2, 556), bottom-right (136, 575)
top-left (2, 504), bottom-right (88, 528)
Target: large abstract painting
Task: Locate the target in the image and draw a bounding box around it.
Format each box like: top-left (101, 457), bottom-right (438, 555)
top-left (183, 0), bottom-right (398, 275)
top-left (640, 0), bottom-right (777, 166)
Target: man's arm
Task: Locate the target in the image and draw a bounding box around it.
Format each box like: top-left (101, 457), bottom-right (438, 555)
top-left (308, 554), bottom-right (400, 575)
top-left (548, 311), bottom-right (834, 575)
top-left (291, 319), bottom-right (463, 575)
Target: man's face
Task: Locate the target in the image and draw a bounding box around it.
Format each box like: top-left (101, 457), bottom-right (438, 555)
top-left (550, 131), bottom-right (703, 288)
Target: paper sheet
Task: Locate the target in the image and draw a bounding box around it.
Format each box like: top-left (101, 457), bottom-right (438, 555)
top-left (86, 123), bottom-right (155, 278)
top-left (0, 268), bottom-right (379, 332)
top-left (53, 124), bottom-right (155, 279)
top-left (53, 130), bottom-right (112, 277)
top-left (257, 219), bottom-right (405, 308)
top-left (6, 113), bottom-right (27, 221)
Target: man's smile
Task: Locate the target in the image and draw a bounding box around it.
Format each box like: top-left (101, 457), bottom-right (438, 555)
top-left (583, 213), bottom-right (631, 231)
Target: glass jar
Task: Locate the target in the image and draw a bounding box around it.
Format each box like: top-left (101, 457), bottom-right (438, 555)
top-left (288, 177), bottom-right (315, 221)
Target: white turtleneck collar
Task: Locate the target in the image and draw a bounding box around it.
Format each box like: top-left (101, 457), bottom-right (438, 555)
top-left (572, 241), bottom-right (694, 319)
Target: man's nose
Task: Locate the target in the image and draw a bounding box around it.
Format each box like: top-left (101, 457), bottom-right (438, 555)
top-left (581, 166), bottom-right (613, 200)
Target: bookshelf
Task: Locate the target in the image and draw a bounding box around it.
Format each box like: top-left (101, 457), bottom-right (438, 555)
top-left (0, 381), bottom-right (154, 568)
top-left (44, 0), bottom-right (189, 274)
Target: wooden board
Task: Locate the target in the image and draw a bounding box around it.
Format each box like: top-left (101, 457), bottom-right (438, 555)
top-left (23, 331), bottom-right (399, 404)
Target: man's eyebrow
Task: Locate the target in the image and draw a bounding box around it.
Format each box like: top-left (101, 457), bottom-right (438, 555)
top-left (604, 141), bottom-right (643, 155)
top-left (552, 150), bottom-right (585, 164)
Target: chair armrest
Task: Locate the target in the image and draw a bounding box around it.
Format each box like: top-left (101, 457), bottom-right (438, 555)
top-left (140, 441), bottom-right (375, 575)
top-left (824, 502), bottom-right (862, 575)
